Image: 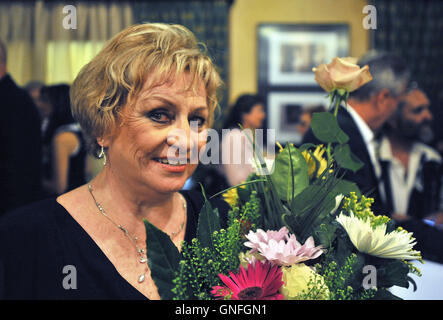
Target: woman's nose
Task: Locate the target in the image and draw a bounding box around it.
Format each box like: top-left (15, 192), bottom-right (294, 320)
top-left (166, 118), bottom-right (199, 157)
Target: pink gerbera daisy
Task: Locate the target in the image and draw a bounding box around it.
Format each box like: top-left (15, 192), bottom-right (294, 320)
top-left (211, 261), bottom-right (284, 300)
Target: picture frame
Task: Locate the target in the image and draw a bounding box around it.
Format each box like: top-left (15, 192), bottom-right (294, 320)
top-left (267, 91), bottom-right (330, 144)
top-left (258, 24), bottom-right (350, 87)
top-left (257, 24), bottom-right (349, 143)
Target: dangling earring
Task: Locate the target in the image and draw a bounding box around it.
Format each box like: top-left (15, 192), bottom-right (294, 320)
top-left (98, 144), bottom-right (107, 166)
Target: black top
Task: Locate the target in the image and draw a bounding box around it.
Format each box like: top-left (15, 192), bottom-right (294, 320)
top-left (0, 74), bottom-right (42, 215)
top-left (0, 190), bottom-right (230, 300)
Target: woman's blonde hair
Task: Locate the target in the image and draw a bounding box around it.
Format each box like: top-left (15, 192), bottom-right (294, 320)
top-left (70, 22), bottom-right (223, 157)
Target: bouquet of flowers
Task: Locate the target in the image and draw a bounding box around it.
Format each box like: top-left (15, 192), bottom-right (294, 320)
top-left (144, 57), bottom-right (422, 300)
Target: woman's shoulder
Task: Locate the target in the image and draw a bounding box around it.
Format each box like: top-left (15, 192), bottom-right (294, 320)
top-left (0, 198), bottom-right (60, 237)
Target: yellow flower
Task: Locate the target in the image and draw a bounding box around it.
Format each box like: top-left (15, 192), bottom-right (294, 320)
top-left (302, 145), bottom-right (328, 179)
top-left (222, 187), bottom-right (239, 208)
top-left (280, 263), bottom-right (329, 300)
top-left (336, 212), bottom-right (422, 260)
top-left (222, 185), bottom-right (247, 208)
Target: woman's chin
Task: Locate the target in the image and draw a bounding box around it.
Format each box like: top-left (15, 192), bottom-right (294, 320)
top-left (138, 161), bottom-right (197, 193)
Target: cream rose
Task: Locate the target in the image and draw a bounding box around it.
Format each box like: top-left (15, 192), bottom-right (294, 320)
top-left (313, 57), bottom-right (372, 93)
top-left (280, 263), bottom-right (329, 300)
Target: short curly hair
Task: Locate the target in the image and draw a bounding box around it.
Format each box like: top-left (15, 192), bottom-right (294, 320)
top-left (70, 23), bottom-right (223, 158)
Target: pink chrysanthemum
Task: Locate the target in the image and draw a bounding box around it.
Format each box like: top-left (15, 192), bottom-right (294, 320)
top-left (244, 227), bottom-right (289, 253)
top-left (211, 261), bottom-right (284, 300)
top-left (245, 228), bottom-right (324, 266)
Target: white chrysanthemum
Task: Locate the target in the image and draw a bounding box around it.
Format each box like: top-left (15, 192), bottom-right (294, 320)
top-left (336, 212), bottom-right (421, 260)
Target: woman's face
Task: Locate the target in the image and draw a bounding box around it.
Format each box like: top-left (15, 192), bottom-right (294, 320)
top-left (105, 73), bottom-right (209, 194)
top-left (242, 103), bottom-right (266, 129)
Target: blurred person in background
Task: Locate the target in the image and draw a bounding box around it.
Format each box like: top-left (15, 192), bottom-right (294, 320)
top-left (25, 81), bottom-right (51, 138)
top-left (221, 93), bottom-right (266, 186)
top-left (304, 50), bottom-right (443, 263)
top-left (379, 87), bottom-right (443, 262)
top-left (0, 39), bottom-right (42, 215)
top-left (304, 51), bottom-right (410, 215)
top-left (39, 84), bottom-right (86, 195)
top-left (295, 104), bottom-right (325, 139)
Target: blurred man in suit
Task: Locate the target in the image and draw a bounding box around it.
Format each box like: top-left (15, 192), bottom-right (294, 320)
top-left (304, 51), bottom-right (443, 262)
top-left (0, 39), bottom-right (42, 214)
top-left (304, 51), bottom-right (410, 215)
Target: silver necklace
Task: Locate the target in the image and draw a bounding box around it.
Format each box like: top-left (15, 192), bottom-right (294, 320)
top-left (87, 184), bottom-right (187, 283)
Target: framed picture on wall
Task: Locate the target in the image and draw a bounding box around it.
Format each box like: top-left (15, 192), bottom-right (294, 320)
top-left (258, 24), bottom-right (350, 87)
top-left (267, 91), bottom-right (330, 144)
top-left (257, 23), bottom-right (349, 142)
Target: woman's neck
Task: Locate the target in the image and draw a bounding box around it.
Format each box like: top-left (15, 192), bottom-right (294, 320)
top-left (89, 166), bottom-right (177, 233)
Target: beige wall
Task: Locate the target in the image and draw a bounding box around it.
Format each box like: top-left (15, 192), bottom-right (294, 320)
top-left (229, 0), bottom-right (369, 103)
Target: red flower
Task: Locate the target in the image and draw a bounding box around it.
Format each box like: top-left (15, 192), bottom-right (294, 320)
top-left (211, 261), bottom-right (284, 300)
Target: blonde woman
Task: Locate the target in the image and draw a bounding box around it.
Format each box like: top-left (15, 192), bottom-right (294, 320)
top-left (0, 23), bottom-right (229, 300)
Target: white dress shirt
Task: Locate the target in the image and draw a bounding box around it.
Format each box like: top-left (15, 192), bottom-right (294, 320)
top-left (379, 136), bottom-right (442, 216)
top-left (345, 105), bottom-right (381, 178)
top-left (345, 104), bottom-right (386, 203)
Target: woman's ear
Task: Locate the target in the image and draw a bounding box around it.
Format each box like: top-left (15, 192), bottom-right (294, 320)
top-left (96, 136), bottom-right (111, 148)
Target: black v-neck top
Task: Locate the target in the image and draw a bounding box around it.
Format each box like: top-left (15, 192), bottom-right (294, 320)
top-left (0, 190), bottom-right (229, 300)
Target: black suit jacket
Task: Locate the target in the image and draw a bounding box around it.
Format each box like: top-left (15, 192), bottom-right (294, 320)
top-left (0, 74), bottom-right (43, 215)
top-left (303, 106), bottom-right (386, 214)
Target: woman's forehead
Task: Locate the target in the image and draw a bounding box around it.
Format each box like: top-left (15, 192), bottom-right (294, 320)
top-left (139, 72), bottom-right (207, 98)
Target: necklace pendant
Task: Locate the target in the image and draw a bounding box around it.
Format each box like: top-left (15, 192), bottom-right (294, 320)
top-left (138, 273), bottom-right (145, 283)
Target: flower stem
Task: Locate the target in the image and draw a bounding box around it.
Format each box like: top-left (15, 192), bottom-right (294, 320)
top-left (326, 91), bottom-right (342, 166)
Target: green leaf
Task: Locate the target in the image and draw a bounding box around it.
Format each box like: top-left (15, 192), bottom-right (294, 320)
top-left (288, 184), bottom-right (336, 241)
top-left (298, 143), bottom-right (317, 152)
top-left (333, 144), bottom-right (364, 173)
top-left (270, 144), bottom-right (309, 204)
top-left (144, 220), bottom-right (181, 300)
top-left (315, 222), bottom-right (337, 249)
top-left (196, 198), bottom-right (221, 248)
top-left (330, 177), bottom-right (362, 199)
top-left (334, 231), bottom-right (355, 266)
top-left (371, 288), bottom-right (403, 300)
top-left (311, 112), bottom-right (349, 144)
top-left (376, 260), bottom-right (410, 289)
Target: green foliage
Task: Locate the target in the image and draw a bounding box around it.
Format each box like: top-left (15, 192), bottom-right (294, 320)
top-left (318, 253), bottom-right (376, 300)
top-left (342, 192), bottom-right (391, 228)
top-left (196, 197), bottom-right (221, 249)
top-left (311, 112), bottom-right (349, 144)
top-left (375, 259), bottom-right (411, 289)
top-left (282, 168), bottom-right (360, 243)
top-left (333, 144), bottom-right (364, 173)
top-left (172, 193), bottom-right (262, 300)
top-left (270, 144), bottom-right (309, 205)
top-left (144, 220), bottom-right (181, 300)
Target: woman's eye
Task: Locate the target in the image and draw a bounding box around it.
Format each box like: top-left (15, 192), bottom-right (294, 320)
top-left (147, 110), bottom-right (172, 123)
top-left (189, 116), bottom-right (207, 128)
